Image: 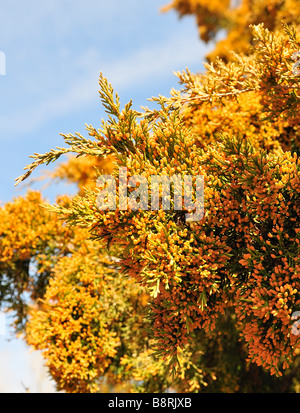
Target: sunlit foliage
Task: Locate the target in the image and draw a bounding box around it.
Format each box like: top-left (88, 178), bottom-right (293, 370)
top-left (6, 1), bottom-right (300, 392)
top-left (163, 0), bottom-right (300, 62)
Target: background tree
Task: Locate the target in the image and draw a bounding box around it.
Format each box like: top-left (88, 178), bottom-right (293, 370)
top-left (162, 0), bottom-right (300, 62)
top-left (3, 0), bottom-right (300, 392)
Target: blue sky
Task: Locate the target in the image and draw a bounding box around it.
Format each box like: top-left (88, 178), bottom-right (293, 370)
top-left (0, 0), bottom-right (214, 392)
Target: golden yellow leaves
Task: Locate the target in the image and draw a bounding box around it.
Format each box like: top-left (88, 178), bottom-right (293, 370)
top-left (162, 0), bottom-right (232, 43)
top-left (26, 245), bottom-right (120, 392)
top-left (158, 21), bottom-right (300, 153)
top-left (13, 4), bottom-right (300, 389)
top-left (25, 232), bottom-right (155, 392)
top-left (77, 129), bottom-right (300, 377)
top-left (165, 0), bottom-right (300, 63)
top-left (52, 154), bottom-right (115, 196)
top-left (0, 191), bottom-right (77, 330)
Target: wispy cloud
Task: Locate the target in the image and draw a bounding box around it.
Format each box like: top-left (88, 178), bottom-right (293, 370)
top-left (0, 0), bottom-right (213, 140)
top-left (0, 34), bottom-right (209, 138)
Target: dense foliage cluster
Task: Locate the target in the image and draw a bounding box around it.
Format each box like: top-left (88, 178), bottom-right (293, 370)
top-left (26, 238), bottom-right (147, 392)
top-left (0, 191), bottom-right (75, 331)
top-left (2, 0), bottom-right (300, 392)
top-left (163, 0), bottom-right (300, 62)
